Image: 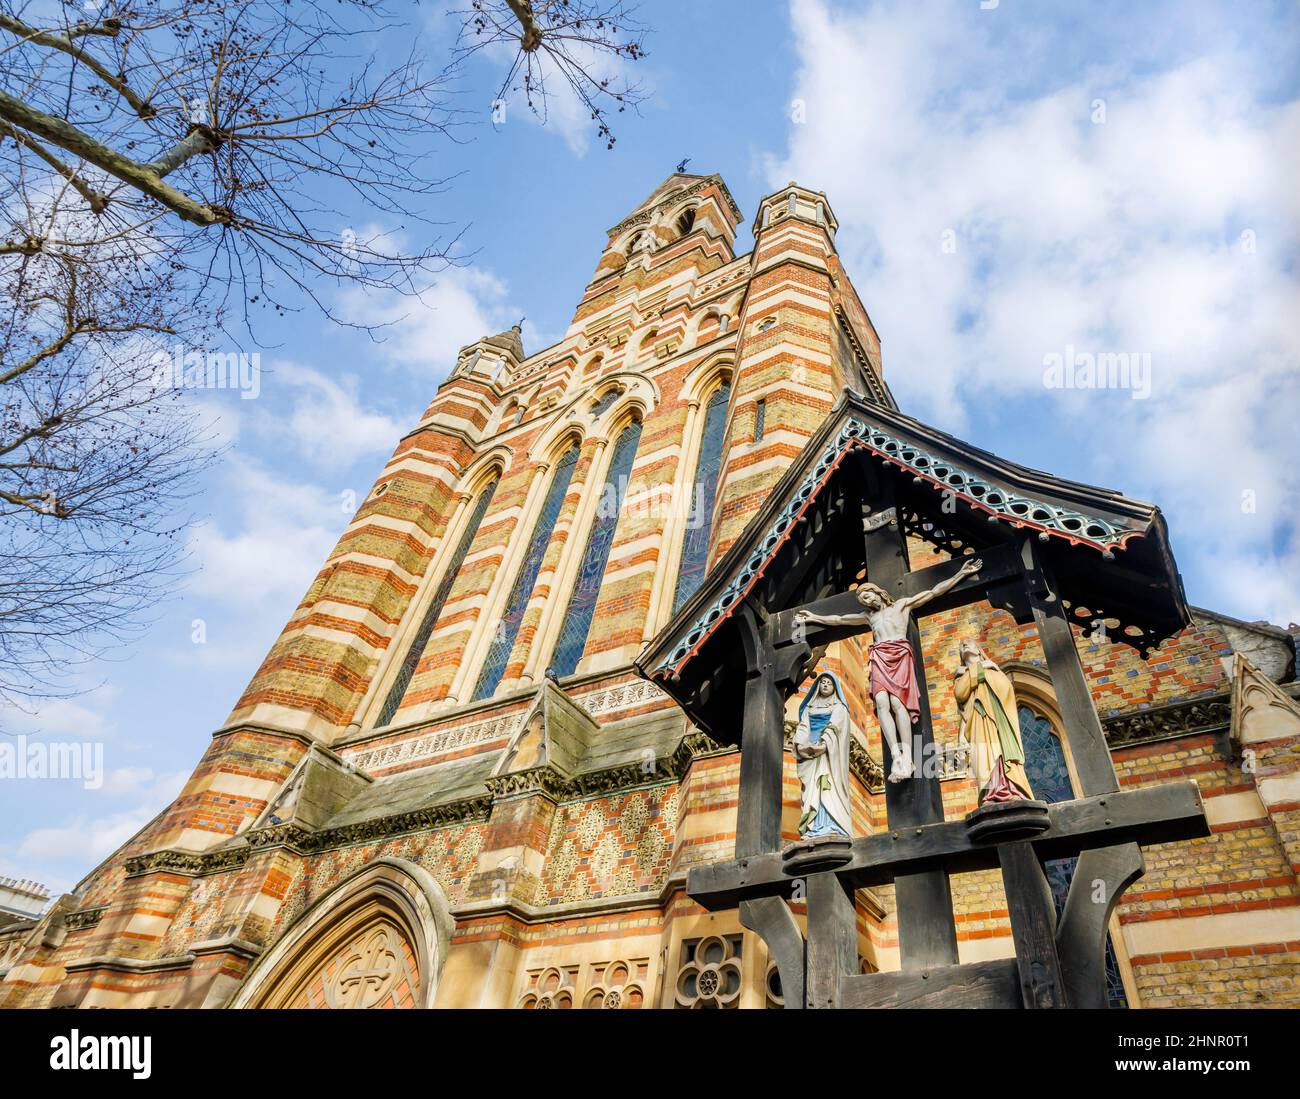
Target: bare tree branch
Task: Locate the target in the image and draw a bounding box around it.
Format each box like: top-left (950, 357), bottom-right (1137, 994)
top-left (456, 0), bottom-right (648, 149)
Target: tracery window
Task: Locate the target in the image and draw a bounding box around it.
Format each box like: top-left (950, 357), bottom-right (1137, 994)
top-left (517, 966), bottom-right (576, 1009)
top-left (583, 958), bottom-right (647, 1008)
top-left (590, 386), bottom-right (620, 417)
top-left (674, 934), bottom-right (743, 1009)
top-left (547, 420), bottom-right (643, 679)
top-left (1018, 705), bottom-right (1130, 1008)
top-left (673, 380), bottom-right (730, 612)
top-left (375, 477), bottom-right (498, 726)
top-left (764, 959), bottom-right (784, 1009)
top-left (472, 445), bottom-right (579, 701)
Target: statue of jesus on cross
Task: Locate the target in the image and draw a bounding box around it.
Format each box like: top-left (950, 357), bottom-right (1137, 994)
top-left (794, 557), bottom-right (982, 783)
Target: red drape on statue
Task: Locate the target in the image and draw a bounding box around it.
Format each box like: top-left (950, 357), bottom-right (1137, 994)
top-left (868, 639), bottom-right (921, 724)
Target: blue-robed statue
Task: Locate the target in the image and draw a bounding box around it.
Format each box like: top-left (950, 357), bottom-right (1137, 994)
top-left (794, 671), bottom-right (854, 838)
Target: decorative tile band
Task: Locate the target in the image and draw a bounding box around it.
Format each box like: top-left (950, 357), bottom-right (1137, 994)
top-left (346, 711), bottom-right (524, 773)
top-left (575, 678), bottom-right (673, 718)
top-left (244, 795), bottom-right (493, 854)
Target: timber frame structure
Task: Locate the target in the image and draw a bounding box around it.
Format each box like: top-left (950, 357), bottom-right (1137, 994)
top-left (636, 388), bottom-right (1211, 1009)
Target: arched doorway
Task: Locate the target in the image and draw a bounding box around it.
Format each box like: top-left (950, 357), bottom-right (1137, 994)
top-left (230, 857), bottom-right (453, 1009)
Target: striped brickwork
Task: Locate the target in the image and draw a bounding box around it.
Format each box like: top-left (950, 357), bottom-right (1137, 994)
top-left (5, 174), bottom-right (1296, 1010)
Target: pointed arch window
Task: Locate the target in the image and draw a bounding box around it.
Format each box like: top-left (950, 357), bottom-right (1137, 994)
top-left (1019, 705), bottom-right (1130, 1008)
top-left (547, 420), bottom-right (643, 679)
top-left (375, 477), bottom-right (499, 726)
top-left (472, 444), bottom-right (580, 700)
top-left (673, 380), bottom-right (730, 612)
top-left (591, 387), bottom-right (621, 417)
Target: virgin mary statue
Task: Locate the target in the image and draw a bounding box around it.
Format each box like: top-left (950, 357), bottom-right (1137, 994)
top-left (794, 672), bottom-right (854, 838)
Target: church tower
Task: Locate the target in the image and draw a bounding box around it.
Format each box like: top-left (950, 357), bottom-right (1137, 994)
top-left (4, 173), bottom-right (1296, 1012)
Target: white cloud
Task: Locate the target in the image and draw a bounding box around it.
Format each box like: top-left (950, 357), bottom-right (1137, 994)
top-left (763, 0), bottom-right (1300, 623)
top-left (337, 265), bottom-right (527, 376)
top-left (98, 767), bottom-right (190, 801)
top-left (0, 685), bottom-right (119, 741)
top-left (187, 454), bottom-right (345, 606)
top-left (4, 768), bottom-right (187, 893)
top-left (250, 361), bottom-right (406, 468)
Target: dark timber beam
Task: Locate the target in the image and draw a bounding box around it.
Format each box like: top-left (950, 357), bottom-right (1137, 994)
top-left (1021, 534), bottom-right (1147, 1008)
top-left (858, 461), bottom-right (958, 968)
top-left (1022, 536), bottom-right (1120, 795)
top-left (686, 781), bottom-right (1208, 910)
top-left (734, 605), bottom-right (785, 856)
top-left (739, 896), bottom-right (805, 1011)
top-left (1000, 842), bottom-right (1066, 1008)
top-left (804, 873), bottom-right (857, 1008)
top-left (841, 958), bottom-right (1021, 1010)
top-left (769, 541), bottom-right (1023, 648)
top-left (732, 604), bottom-right (808, 1008)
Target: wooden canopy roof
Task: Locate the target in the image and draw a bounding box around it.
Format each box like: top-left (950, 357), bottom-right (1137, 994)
top-left (636, 390), bottom-right (1189, 742)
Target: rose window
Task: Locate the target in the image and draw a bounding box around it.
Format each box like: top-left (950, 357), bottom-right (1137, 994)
top-left (518, 966), bottom-right (573, 1009)
top-left (674, 934), bottom-right (743, 1009)
top-left (584, 959), bottom-right (645, 1009)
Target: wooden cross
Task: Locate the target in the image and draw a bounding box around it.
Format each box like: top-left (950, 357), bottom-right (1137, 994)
top-left (693, 467), bottom-right (1209, 1009)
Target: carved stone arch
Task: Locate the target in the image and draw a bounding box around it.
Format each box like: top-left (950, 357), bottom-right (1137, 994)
top-left (681, 352), bottom-right (735, 406)
top-left (687, 304), bottom-right (724, 345)
top-left (457, 446), bottom-right (512, 497)
top-left (671, 201), bottom-right (700, 239)
top-left (230, 858), bottom-right (453, 1009)
top-left (625, 226), bottom-right (654, 253)
top-left (525, 397), bottom-right (587, 461)
top-left (598, 369), bottom-right (660, 407)
top-left (496, 396), bottom-right (522, 431)
top-left (597, 391), bottom-right (650, 442)
top-left (624, 318), bottom-right (664, 365)
top-left (526, 372), bottom-right (657, 465)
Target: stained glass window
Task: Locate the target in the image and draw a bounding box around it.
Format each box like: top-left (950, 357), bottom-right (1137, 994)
top-left (471, 445), bottom-right (580, 701)
top-left (547, 421), bottom-right (643, 679)
top-left (375, 478), bottom-right (498, 726)
top-left (754, 398), bottom-right (766, 442)
top-left (591, 387), bottom-right (621, 418)
top-left (1019, 705), bottom-right (1130, 1008)
top-left (673, 381), bottom-right (731, 612)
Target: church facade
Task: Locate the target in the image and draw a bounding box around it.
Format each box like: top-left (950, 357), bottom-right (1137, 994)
top-left (3, 173), bottom-right (1298, 1009)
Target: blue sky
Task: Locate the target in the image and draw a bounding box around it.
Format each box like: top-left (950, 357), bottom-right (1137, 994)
top-left (3, 0), bottom-right (1297, 895)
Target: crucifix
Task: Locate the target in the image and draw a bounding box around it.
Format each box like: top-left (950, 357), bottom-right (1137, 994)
top-left (794, 555), bottom-right (982, 783)
top-left (683, 454), bottom-right (1209, 1009)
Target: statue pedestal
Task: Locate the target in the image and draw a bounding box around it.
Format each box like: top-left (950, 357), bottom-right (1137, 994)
top-left (782, 834), bottom-right (853, 874)
top-left (965, 799), bottom-right (1050, 843)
